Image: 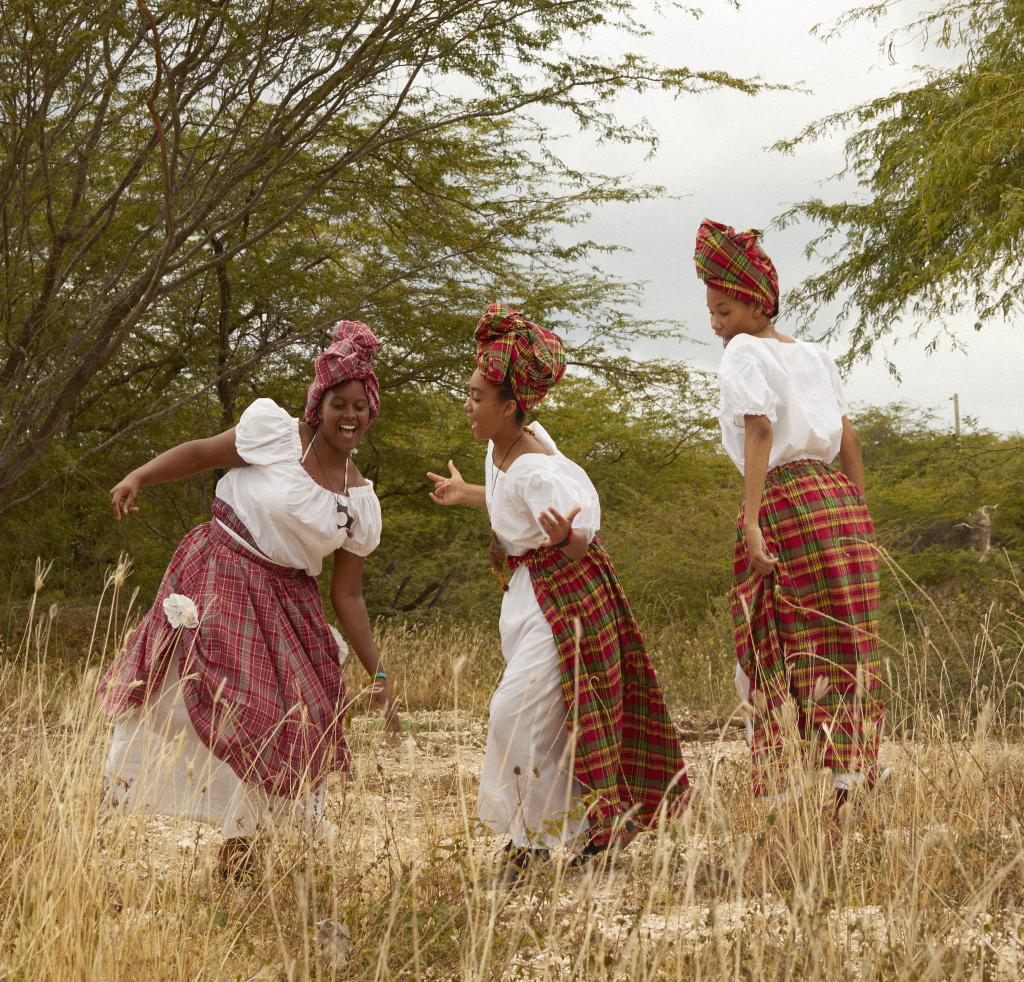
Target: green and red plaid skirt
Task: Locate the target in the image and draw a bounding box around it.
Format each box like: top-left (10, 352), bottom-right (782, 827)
top-left (509, 539), bottom-right (688, 847)
top-left (731, 459), bottom-right (884, 796)
top-left (98, 498), bottom-right (349, 798)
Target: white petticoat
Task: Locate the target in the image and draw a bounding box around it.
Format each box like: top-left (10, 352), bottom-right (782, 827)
top-left (102, 631), bottom-right (349, 839)
top-left (477, 564), bottom-right (588, 849)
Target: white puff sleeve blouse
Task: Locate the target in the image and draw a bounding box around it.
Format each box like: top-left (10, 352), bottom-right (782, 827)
top-left (215, 398), bottom-right (382, 575)
top-left (485, 422), bottom-right (601, 555)
top-left (717, 335), bottom-right (848, 474)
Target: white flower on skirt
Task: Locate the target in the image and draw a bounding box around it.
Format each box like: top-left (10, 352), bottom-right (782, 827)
top-left (162, 593), bottom-right (199, 629)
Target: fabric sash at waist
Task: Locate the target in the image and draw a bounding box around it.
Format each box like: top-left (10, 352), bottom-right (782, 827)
top-left (210, 498), bottom-right (308, 579)
top-left (506, 543), bottom-right (570, 571)
top-left (506, 550), bottom-right (533, 571)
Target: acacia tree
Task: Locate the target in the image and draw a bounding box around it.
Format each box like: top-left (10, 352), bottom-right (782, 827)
top-left (776, 1), bottom-right (1024, 360)
top-left (0, 0), bottom-right (760, 511)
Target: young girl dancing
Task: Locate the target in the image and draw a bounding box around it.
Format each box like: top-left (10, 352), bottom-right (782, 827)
top-left (99, 320), bottom-right (399, 875)
top-left (428, 304), bottom-right (687, 877)
top-left (694, 219), bottom-right (884, 817)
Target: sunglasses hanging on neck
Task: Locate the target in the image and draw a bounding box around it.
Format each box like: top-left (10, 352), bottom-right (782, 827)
top-left (336, 496), bottom-right (355, 532)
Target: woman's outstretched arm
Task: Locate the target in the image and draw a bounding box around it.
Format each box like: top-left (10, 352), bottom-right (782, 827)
top-left (109, 429), bottom-right (246, 519)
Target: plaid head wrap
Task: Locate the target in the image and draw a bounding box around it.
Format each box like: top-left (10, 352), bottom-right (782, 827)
top-left (694, 218), bottom-right (780, 318)
top-left (304, 320), bottom-right (382, 427)
top-left (474, 304), bottom-right (566, 411)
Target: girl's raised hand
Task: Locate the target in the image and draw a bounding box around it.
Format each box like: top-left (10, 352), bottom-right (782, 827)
top-left (538, 505), bottom-right (581, 547)
top-left (427, 460), bottom-right (467, 506)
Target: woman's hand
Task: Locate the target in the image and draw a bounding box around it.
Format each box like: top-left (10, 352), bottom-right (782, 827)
top-left (367, 675), bottom-right (390, 712)
top-left (743, 522), bottom-right (779, 576)
top-left (384, 703), bottom-right (403, 738)
top-left (427, 460), bottom-right (469, 506)
top-left (538, 505), bottom-right (581, 548)
top-left (110, 474), bottom-right (142, 520)
top-left (368, 677), bottom-right (403, 737)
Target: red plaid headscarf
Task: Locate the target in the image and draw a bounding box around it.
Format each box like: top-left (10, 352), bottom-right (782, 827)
top-left (475, 304), bottom-right (566, 411)
top-left (304, 320), bottom-right (382, 426)
top-left (694, 218), bottom-right (780, 317)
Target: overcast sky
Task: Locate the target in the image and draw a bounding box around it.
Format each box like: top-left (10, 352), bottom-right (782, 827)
top-left (560, 1), bottom-right (1021, 435)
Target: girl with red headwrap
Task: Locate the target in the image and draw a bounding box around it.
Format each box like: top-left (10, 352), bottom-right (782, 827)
top-left (428, 305), bottom-right (688, 881)
top-left (99, 320), bottom-right (399, 877)
top-left (694, 219), bottom-right (885, 825)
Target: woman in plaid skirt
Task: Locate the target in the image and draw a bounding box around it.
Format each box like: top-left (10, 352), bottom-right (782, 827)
top-left (99, 320), bottom-right (399, 876)
top-left (694, 219), bottom-right (885, 819)
top-left (428, 304), bottom-right (687, 880)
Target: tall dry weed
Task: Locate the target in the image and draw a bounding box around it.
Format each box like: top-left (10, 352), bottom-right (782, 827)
top-left (0, 555), bottom-right (1021, 979)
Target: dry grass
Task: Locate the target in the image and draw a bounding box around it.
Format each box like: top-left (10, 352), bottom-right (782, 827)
top-left (1, 557), bottom-right (1023, 980)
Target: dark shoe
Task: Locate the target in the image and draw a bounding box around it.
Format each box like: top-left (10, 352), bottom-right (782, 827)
top-left (569, 840), bottom-right (603, 868)
top-left (570, 819), bottom-right (637, 868)
top-left (499, 842), bottom-right (550, 886)
top-left (216, 836), bottom-right (262, 882)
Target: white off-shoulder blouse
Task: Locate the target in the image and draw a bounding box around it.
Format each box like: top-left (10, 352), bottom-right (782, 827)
top-left (717, 334), bottom-right (848, 473)
top-left (214, 398), bottom-right (382, 575)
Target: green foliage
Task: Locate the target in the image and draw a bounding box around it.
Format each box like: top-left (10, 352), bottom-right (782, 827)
top-left (0, 0), bottom-right (765, 507)
top-left (1, 1), bottom-right (1019, 697)
top-left (858, 403), bottom-right (1024, 562)
top-left (776, 0), bottom-right (1024, 360)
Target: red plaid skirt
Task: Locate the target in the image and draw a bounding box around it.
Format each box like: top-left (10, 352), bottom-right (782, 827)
top-left (98, 499), bottom-right (349, 798)
top-left (731, 460), bottom-right (884, 796)
top-left (510, 539), bottom-right (688, 847)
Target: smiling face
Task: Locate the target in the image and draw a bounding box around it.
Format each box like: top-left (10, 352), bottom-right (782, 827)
top-left (707, 286), bottom-right (770, 344)
top-left (464, 368), bottom-right (519, 442)
top-left (317, 379), bottom-right (371, 453)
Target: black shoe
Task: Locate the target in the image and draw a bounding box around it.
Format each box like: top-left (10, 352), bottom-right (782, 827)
top-left (499, 844), bottom-right (550, 885)
top-left (570, 819), bottom-right (637, 868)
top-left (569, 841), bottom-right (603, 868)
